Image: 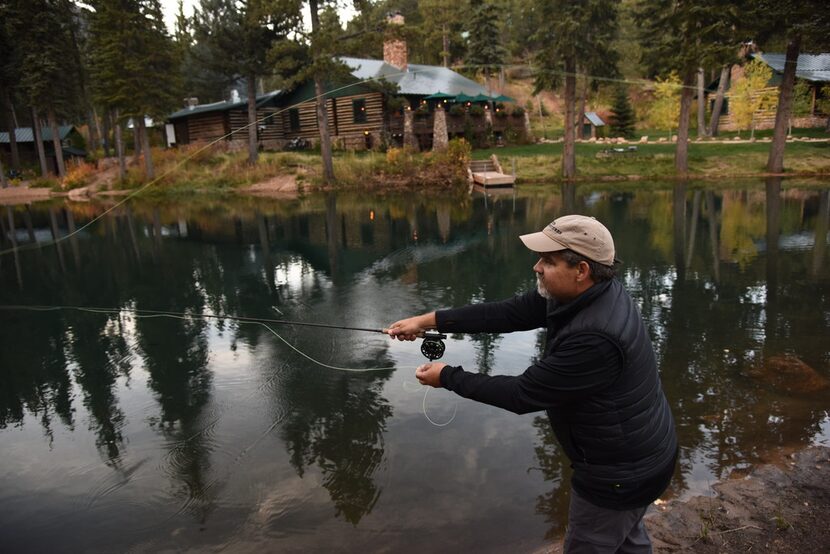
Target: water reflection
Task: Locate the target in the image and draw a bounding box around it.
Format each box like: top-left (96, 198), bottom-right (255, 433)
top-left (0, 182), bottom-right (828, 551)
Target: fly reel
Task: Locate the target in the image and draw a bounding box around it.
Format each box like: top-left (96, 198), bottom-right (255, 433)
top-left (420, 331), bottom-right (447, 361)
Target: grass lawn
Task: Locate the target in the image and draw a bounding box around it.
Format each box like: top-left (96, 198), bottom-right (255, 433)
top-left (473, 139), bottom-right (830, 181)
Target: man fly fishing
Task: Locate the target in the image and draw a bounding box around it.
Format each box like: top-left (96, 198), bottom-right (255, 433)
top-left (386, 214), bottom-right (678, 554)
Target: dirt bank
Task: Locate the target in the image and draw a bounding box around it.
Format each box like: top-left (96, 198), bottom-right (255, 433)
top-left (536, 445), bottom-right (830, 553)
top-left (646, 445), bottom-right (830, 553)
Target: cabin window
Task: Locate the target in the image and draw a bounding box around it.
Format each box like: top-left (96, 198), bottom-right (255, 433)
top-left (289, 109), bottom-right (300, 131)
top-left (353, 99), bottom-right (367, 123)
top-left (264, 113), bottom-right (276, 125)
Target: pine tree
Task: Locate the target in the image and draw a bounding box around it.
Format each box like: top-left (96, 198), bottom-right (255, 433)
top-left (532, 0), bottom-right (619, 179)
top-left (465, 1), bottom-right (508, 91)
top-left (10, 0), bottom-right (82, 178)
top-left (635, 0), bottom-right (740, 174)
top-left (89, 0), bottom-right (179, 180)
top-left (193, 0), bottom-right (296, 165)
top-left (610, 85), bottom-right (636, 139)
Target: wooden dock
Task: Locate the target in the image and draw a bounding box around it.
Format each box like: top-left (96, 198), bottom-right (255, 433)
top-left (468, 155), bottom-right (515, 188)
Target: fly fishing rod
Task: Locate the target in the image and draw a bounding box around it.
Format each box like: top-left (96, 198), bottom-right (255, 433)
top-left (224, 314), bottom-right (447, 360)
top-left (0, 304), bottom-right (448, 361)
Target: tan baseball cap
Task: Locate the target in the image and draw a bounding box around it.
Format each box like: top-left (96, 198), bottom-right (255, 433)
top-left (519, 214), bottom-right (616, 266)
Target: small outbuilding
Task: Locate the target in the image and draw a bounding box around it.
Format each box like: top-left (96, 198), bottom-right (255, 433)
top-left (0, 125), bottom-right (86, 173)
top-left (582, 112), bottom-right (606, 139)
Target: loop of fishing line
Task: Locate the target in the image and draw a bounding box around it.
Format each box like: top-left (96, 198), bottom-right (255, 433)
top-left (2, 303), bottom-right (460, 426)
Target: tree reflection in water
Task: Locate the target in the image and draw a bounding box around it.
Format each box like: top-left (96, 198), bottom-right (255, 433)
top-left (0, 185), bottom-right (828, 551)
top-left (277, 368), bottom-right (393, 525)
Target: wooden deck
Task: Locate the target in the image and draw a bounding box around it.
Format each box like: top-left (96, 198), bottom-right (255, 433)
top-left (469, 155), bottom-right (515, 188)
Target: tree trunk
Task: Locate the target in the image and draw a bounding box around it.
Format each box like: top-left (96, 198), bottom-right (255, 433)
top-left (309, 0), bottom-right (334, 183)
top-left (247, 72), bottom-right (258, 164)
top-left (697, 68), bottom-right (706, 137)
top-left (101, 108), bottom-right (111, 157)
top-left (562, 57), bottom-right (576, 179)
top-left (2, 86), bottom-right (20, 169)
top-left (137, 116), bottom-right (154, 180)
top-left (442, 23), bottom-right (449, 68)
top-left (31, 106), bottom-right (49, 177)
top-left (576, 71), bottom-right (587, 141)
top-left (0, 156), bottom-right (7, 188)
top-left (87, 107), bottom-right (99, 154)
top-left (709, 65), bottom-right (730, 136)
top-left (675, 70), bottom-right (695, 174)
top-left (767, 34), bottom-right (801, 174)
top-left (314, 77), bottom-right (335, 182)
top-left (47, 106), bottom-right (66, 178)
top-left (133, 124), bottom-right (141, 162)
top-left (114, 109), bottom-right (126, 181)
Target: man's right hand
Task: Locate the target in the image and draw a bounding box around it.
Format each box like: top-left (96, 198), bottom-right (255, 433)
top-left (384, 312), bottom-right (437, 341)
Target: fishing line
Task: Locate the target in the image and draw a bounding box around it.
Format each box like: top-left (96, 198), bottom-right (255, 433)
top-left (0, 59), bottom-right (722, 256)
top-left (0, 304), bottom-right (395, 372)
top-left (0, 69), bottom-right (416, 259)
top-left (421, 386), bottom-right (458, 427)
top-left (3, 303), bottom-right (460, 426)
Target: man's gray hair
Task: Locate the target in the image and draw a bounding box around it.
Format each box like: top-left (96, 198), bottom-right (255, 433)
top-left (560, 249), bottom-right (616, 282)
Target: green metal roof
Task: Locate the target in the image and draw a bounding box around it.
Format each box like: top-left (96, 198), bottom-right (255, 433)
top-left (167, 90), bottom-right (283, 121)
top-left (425, 91), bottom-right (456, 99)
top-left (0, 125), bottom-right (76, 144)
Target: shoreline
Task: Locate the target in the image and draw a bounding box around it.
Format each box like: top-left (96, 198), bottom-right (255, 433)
top-left (534, 444), bottom-right (830, 553)
top-left (2, 169), bottom-right (830, 206)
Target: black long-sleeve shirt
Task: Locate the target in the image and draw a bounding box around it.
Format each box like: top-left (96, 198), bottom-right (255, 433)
top-left (436, 288), bottom-right (623, 412)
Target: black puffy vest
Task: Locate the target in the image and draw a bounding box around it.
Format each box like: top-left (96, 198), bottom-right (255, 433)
top-left (544, 279), bottom-right (677, 505)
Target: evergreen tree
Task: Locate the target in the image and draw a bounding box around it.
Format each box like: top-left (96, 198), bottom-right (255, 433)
top-left (173, 0), bottom-right (226, 104)
top-left (465, 1), bottom-right (508, 91)
top-left (9, 0), bottom-right (82, 178)
top-left (89, 0), bottom-right (179, 180)
top-left (418, 0), bottom-right (468, 67)
top-left (635, 0), bottom-right (740, 174)
top-left (609, 85), bottom-right (636, 138)
top-left (532, 0), bottom-right (619, 179)
top-left (193, 0), bottom-right (296, 165)
top-left (0, 0), bottom-right (23, 172)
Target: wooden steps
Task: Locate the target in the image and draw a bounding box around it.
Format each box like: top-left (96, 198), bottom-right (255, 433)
top-left (469, 155), bottom-right (515, 188)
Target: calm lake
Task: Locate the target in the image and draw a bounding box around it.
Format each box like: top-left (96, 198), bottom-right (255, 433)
top-left (1, 180), bottom-right (829, 553)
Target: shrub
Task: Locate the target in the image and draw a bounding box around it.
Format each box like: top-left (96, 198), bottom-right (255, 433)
top-left (449, 104), bottom-right (466, 116)
top-left (62, 161), bottom-right (96, 190)
top-left (512, 106), bottom-right (525, 116)
top-left (469, 104), bottom-right (485, 117)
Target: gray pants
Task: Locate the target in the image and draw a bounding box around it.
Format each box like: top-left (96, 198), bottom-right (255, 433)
top-left (563, 490), bottom-right (652, 554)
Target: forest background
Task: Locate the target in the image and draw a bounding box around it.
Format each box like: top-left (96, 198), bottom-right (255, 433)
top-left (0, 0), bottom-right (829, 190)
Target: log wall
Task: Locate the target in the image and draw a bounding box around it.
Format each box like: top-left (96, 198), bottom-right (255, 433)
top-left (283, 92), bottom-right (385, 150)
top-left (185, 112), bottom-right (227, 143)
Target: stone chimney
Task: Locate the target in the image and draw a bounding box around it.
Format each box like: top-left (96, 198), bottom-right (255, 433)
top-left (383, 11), bottom-right (407, 71)
top-left (185, 97), bottom-right (199, 110)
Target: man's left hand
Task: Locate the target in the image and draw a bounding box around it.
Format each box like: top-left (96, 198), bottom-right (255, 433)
top-left (416, 362), bottom-right (447, 387)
